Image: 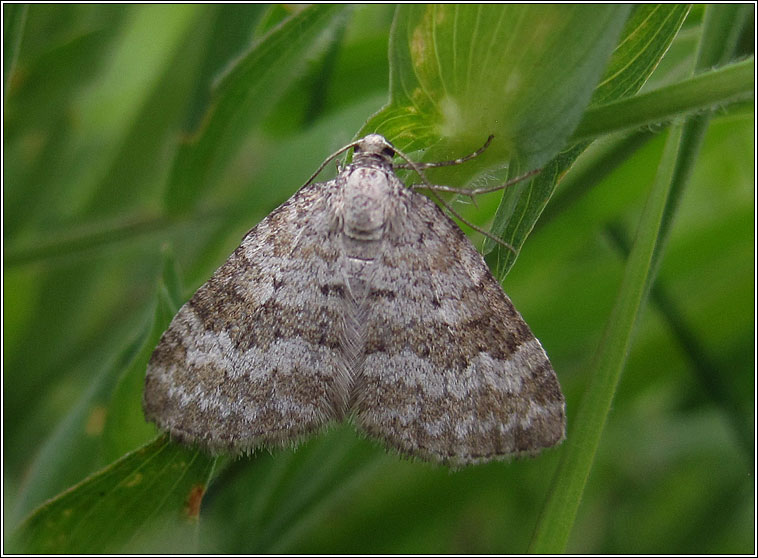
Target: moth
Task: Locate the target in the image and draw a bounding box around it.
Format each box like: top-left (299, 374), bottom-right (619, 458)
top-left (143, 134), bottom-right (565, 465)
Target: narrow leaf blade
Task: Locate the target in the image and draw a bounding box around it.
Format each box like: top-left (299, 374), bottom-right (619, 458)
top-left (528, 123), bottom-right (683, 554)
top-left (165, 4), bottom-right (351, 214)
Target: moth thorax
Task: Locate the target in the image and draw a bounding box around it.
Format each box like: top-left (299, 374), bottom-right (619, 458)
top-left (342, 167), bottom-right (390, 242)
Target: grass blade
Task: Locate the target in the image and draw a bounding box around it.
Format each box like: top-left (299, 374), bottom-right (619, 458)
top-left (528, 122), bottom-right (683, 554)
top-left (571, 57), bottom-right (754, 143)
top-left (165, 4), bottom-right (351, 214)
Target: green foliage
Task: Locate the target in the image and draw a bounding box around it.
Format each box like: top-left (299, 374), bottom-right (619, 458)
top-left (10, 435), bottom-right (216, 553)
top-left (4, 4), bottom-right (754, 554)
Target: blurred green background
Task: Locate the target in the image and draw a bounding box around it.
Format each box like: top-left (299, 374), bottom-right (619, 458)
top-left (3, 4), bottom-right (754, 554)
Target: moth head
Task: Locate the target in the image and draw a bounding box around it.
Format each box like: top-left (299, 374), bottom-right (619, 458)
top-left (353, 134), bottom-right (396, 163)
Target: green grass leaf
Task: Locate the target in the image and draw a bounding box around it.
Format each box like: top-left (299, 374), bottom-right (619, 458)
top-left (8, 254), bottom-right (217, 553)
top-left (46, 5), bottom-right (202, 216)
top-left (528, 7), bottom-right (753, 551)
top-left (102, 250), bottom-right (184, 463)
top-left (10, 251), bottom-right (184, 523)
top-left (165, 4), bottom-right (352, 214)
top-left (202, 425), bottom-right (389, 553)
top-left (486, 4), bottom-right (690, 277)
top-left (9, 324), bottom-right (149, 525)
top-left (10, 435), bottom-right (216, 554)
top-left (572, 57), bottom-right (754, 142)
top-left (529, 121), bottom-right (684, 555)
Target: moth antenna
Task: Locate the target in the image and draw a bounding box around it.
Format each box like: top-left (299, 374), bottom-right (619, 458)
top-left (391, 137), bottom-right (520, 254)
top-left (301, 139), bottom-right (362, 189)
top-left (395, 135), bottom-right (494, 170)
top-left (420, 168), bottom-right (541, 195)
top-left (425, 188), bottom-right (517, 255)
